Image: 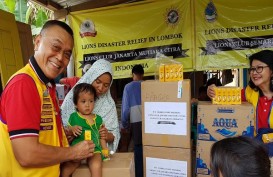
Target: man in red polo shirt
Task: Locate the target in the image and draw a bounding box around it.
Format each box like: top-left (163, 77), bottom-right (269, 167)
top-left (0, 20), bottom-right (95, 177)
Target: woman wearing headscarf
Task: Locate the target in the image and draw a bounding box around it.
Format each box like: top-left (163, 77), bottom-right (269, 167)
top-left (61, 59), bottom-right (120, 153)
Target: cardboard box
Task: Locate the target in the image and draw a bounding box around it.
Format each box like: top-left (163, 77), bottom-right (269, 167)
top-left (196, 102), bottom-right (255, 177)
top-left (141, 80), bottom-right (191, 148)
top-left (72, 153), bottom-right (135, 177)
top-left (197, 101), bottom-right (255, 141)
top-left (143, 146), bottom-right (191, 177)
top-left (196, 141), bottom-right (214, 177)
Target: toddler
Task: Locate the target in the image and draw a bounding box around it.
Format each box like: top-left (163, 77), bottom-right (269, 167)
top-left (61, 83), bottom-right (109, 177)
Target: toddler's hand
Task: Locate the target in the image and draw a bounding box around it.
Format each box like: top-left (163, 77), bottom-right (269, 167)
top-left (71, 125), bottom-right (82, 137)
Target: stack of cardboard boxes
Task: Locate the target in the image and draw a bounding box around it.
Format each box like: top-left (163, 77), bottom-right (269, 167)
top-left (196, 102), bottom-right (255, 177)
top-left (141, 80), bottom-right (192, 177)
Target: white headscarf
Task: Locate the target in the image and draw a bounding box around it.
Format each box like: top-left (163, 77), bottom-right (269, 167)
top-left (61, 59), bottom-right (120, 152)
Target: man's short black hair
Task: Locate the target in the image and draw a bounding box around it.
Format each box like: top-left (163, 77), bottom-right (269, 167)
top-left (41, 20), bottom-right (74, 39)
top-left (132, 64), bottom-right (144, 75)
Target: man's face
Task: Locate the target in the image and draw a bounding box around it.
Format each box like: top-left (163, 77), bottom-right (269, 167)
top-left (34, 25), bottom-right (74, 80)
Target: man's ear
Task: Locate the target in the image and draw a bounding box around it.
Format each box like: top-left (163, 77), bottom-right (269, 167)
top-left (34, 34), bottom-right (42, 51)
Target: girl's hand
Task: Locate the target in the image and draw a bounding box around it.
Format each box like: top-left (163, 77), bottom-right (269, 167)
top-left (71, 126), bottom-right (82, 137)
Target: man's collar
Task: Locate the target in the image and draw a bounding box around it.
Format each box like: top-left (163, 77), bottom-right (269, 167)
top-left (29, 56), bottom-right (55, 87)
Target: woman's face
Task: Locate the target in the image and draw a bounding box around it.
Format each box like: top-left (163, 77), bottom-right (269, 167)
top-left (250, 59), bottom-right (272, 89)
top-left (92, 73), bottom-right (111, 96)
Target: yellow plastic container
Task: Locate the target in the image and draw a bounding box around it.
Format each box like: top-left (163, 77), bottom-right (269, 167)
top-left (262, 133), bottom-right (273, 143)
top-left (84, 130), bottom-right (92, 140)
top-left (159, 63), bottom-right (183, 82)
top-left (212, 87), bottom-right (241, 105)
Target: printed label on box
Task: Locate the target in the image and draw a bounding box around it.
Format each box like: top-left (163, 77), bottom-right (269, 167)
top-left (144, 102), bottom-right (187, 135)
top-left (177, 81), bottom-right (182, 98)
top-left (146, 157), bottom-right (187, 177)
top-left (196, 141), bottom-right (214, 176)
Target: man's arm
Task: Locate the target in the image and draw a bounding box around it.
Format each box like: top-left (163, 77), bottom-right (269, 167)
top-left (12, 136), bottom-right (94, 167)
top-left (121, 85), bottom-right (130, 129)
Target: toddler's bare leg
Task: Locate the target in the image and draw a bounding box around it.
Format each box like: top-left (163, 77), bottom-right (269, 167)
top-left (61, 161), bottom-right (81, 177)
top-left (87, 153), bottom-right (102, 177)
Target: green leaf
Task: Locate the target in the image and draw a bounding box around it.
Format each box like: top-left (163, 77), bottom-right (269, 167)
top-left (14, 0), bottom-right (27, 22)
top-left (4, 0), bottom-right (15, 13)
top-left (35, 9), bottom-right (48, 27)
top-left (0, 0), bottom-right (8, 11)
top-left (25, 4), bottom-right (33, 23)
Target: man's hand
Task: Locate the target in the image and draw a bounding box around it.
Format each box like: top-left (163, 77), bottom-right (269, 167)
top-left (71, 140), bottom-right (95, 161)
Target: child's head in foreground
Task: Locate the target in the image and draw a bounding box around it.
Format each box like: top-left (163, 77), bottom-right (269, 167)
top-left (210, 136), bottom-right (270, 177)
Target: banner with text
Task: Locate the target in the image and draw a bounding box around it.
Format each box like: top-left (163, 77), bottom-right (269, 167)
top-left (195, 0), bottom-right (273, 70)
top-left (68, 0), bottom-right (193, 78)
